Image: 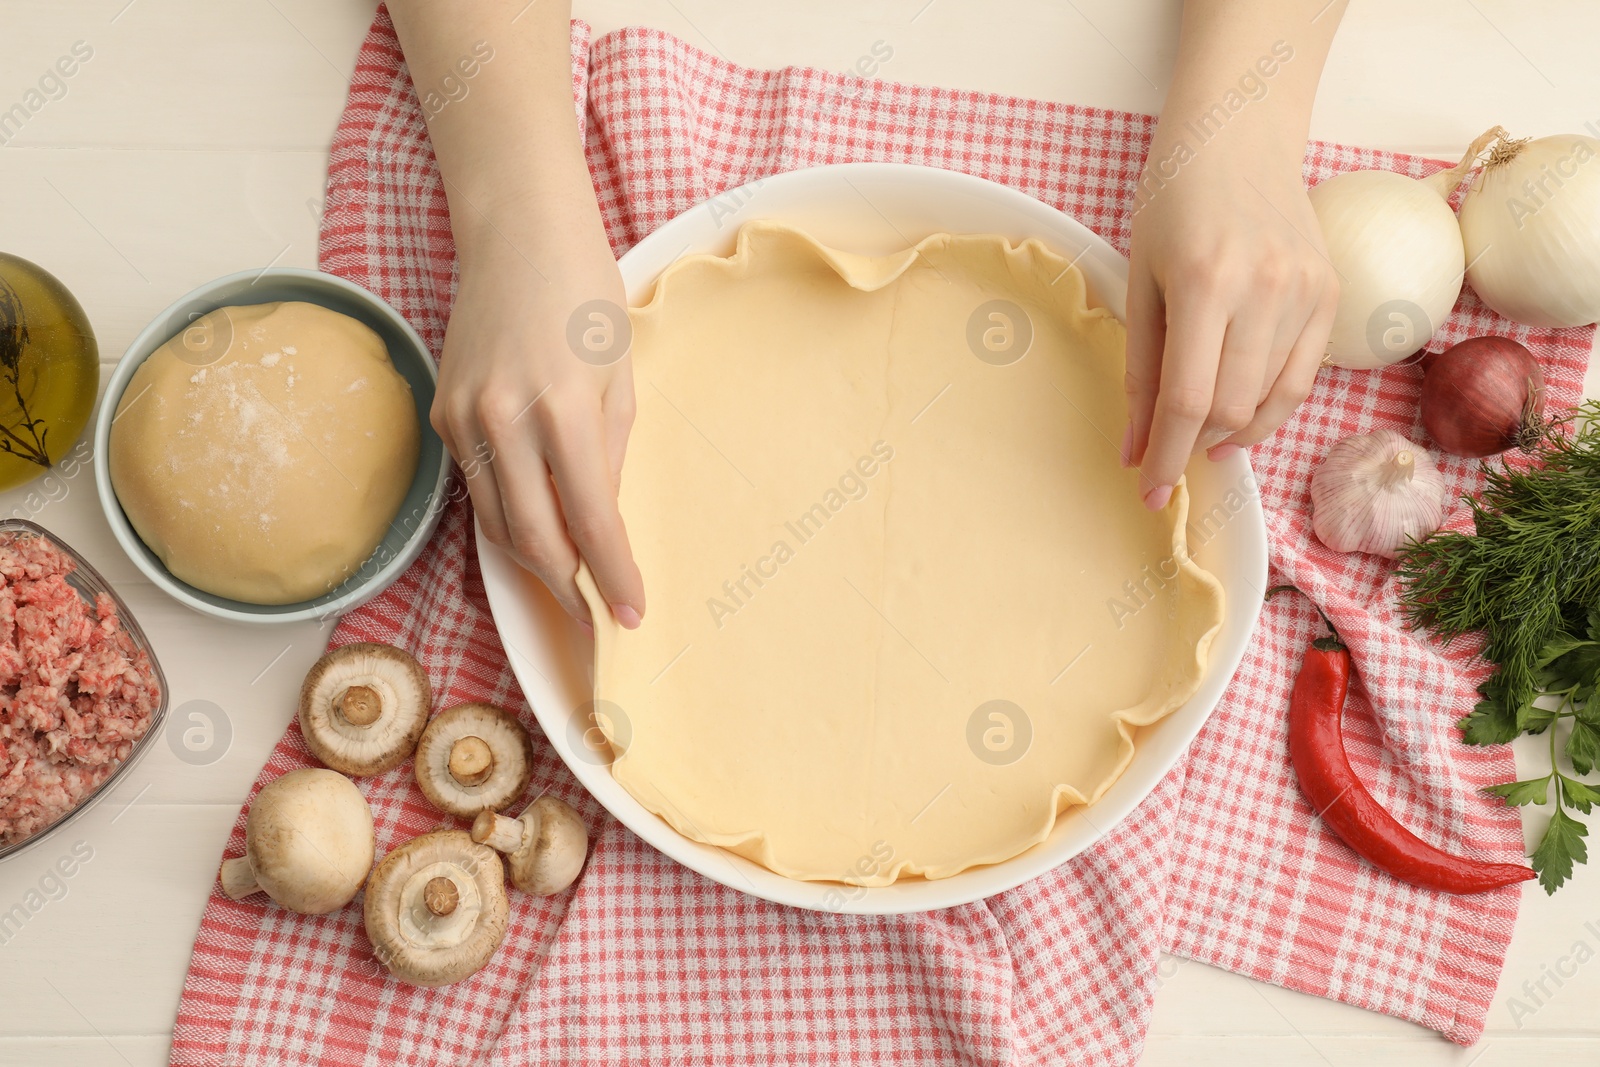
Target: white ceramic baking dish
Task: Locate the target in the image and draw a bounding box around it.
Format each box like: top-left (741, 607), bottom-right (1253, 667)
top-left (479, 162), bottom-right (1268, 913)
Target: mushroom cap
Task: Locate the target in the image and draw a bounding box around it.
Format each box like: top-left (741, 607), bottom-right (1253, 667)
top-left (484, 796), bottom-right (589, 897)
top-left (298, 642), bottom-right (431, 777)
top-left (364, 829), bottom-right (509, 987)
top-left (413, 703), bottom-right (532, 818)
top-left (235, 768), bottom-right (375, 914)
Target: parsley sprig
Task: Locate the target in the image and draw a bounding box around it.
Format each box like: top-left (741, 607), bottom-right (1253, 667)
top-left (1399, 401), bottom-right (1600, 893)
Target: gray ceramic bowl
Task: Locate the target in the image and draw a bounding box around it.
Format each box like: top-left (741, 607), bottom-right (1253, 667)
top-left (92, 268), bottom-right (449, 624)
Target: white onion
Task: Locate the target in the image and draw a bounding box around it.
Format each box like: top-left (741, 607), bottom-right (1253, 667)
top-left (1459, 132), bottom-right (1600, 328)
top-left (1309, 128), bottom-right (1502, 370)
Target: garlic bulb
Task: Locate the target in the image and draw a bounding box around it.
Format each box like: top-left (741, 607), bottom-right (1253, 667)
top-left (1310, 430), bottom-right (1446, 558)
top-left (1459, 131), bottom-right (1600, 328)
top-left (1309, 128), bottom-right (1502, 369)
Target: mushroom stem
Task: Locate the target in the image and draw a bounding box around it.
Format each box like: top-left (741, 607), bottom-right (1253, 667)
top-left (423, 876), bottom-right (459, 917)
top-left (219, 856), bottom-right (260, 900)
top-left (336, 684), bottom-right (383, 727)
top-left (471, 810), bottom-right (528, 854)
top-left (448, 735), bottom-right (494, 787)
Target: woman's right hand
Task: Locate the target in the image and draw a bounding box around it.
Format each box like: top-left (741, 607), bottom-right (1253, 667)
top-left (431, 223), bottom-right (644, 633)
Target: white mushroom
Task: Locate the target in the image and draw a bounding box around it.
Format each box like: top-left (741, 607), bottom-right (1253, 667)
top-left (471, 795), bottom-right (589, 896)
top-left (298, 642), bottom-right (431, 777)
top-left (363, 830), bottom-right (509, 987)
top-left (219, 768), bottom-right (375, 914)
top-left (413, 703), bottom-right (532, 818)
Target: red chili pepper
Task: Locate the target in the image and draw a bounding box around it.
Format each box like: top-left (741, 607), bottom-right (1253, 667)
top-left (1272, 587), bottom-right (1535, 895)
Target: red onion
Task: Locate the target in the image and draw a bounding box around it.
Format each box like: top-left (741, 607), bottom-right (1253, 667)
top-left (1419, 336), bottom-right (1546, 458)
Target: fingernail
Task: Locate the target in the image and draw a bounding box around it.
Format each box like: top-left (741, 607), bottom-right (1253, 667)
top-left (613, 604), bottom-right (641, 629)
top-left (576, 617), bottom-right (595, 638)
top-left (1143, 484), bottom-right (1173, 511)
top-left (1207, 443), bottom-right (1243, 462)
top-left (1119, 425), bottom-right (1133, 468)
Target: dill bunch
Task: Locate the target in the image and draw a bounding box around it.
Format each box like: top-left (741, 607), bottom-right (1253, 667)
top-left (1399, 401), bottom-right (1600, 735)
top-left (1398, 400), bottom-right (1600, 890)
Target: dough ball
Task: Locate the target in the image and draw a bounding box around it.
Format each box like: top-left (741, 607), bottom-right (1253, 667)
top-left (110, 301), bottom-right (421, 605)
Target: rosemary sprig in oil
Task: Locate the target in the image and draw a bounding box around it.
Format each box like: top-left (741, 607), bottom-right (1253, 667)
top-left (0, 274), bottom-right (52, 468)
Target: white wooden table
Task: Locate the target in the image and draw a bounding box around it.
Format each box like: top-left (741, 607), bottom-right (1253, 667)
top-left (1, 2), bottom-right (1596, 1063)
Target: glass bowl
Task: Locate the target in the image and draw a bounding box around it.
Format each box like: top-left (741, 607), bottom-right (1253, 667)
top-left (0, 518), bottom-right (169, 866)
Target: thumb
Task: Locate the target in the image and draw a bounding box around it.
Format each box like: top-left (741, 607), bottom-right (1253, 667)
top-left (603, 371), bottom-right (636, 494)
top-left (1122, 264), bottom-right (1165, 469)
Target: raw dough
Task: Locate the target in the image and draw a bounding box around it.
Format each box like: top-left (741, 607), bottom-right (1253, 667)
top-left (579, 222), bottom-right (1224, 885)
top-left (110, 301), bottom-right (419, 605)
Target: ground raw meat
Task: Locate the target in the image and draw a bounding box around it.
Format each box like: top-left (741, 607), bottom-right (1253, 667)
top-left (0, 532), bottom-right (161, 846)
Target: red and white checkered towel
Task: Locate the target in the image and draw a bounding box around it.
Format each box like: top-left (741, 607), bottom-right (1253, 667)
top-left (169, 10), bottom-right (1597, 1064)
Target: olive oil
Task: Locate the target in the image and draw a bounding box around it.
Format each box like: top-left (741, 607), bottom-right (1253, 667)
top-left (0, 254), bottom-right (98, 490)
